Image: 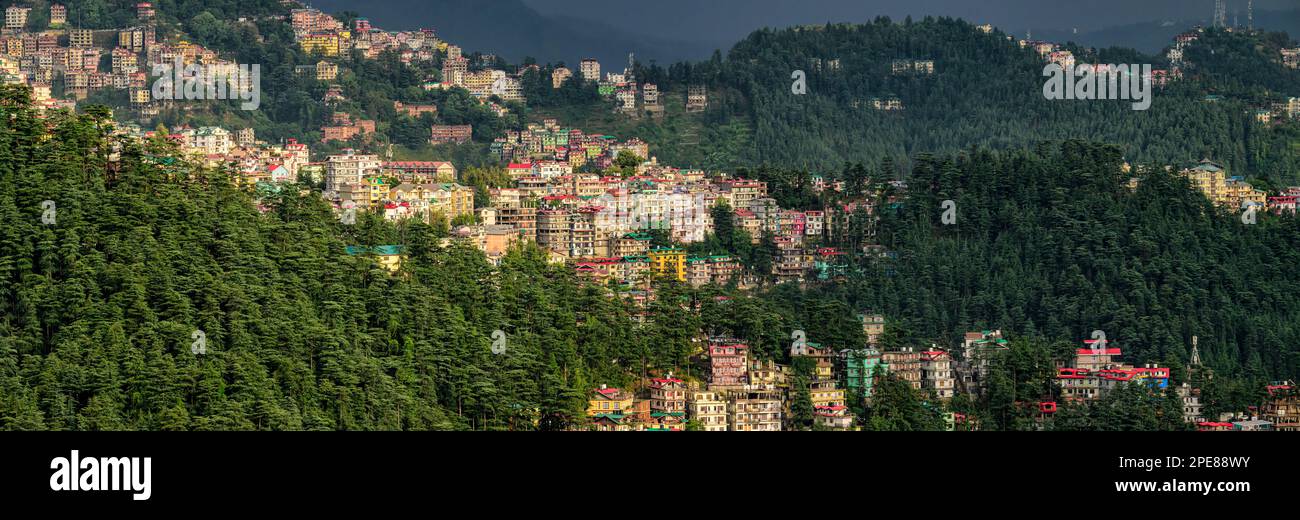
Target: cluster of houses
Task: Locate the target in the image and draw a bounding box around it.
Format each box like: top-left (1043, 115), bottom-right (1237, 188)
top-left (108, 123), bottom-right (311, 186)
top-left (590, 308), bottom-right (1296, 432)
top-left (292, 6), bottom-right (439, 63)
top-left (549, 56), bottom-right (704, 118)
top-left (0, 2), bottom-right (204, 115)
top-left (320, 149), bottom-right (474, 225)
top-left (291, 5), bottom-right (512, 123)
top-left (587, 319), bottom-right (989, 431)
top-left (1170, 28), bottom-right (1299, 124)
top-left (585, 319), bottom-right (1300, 432)
top-left (1175, 159), bottom-right (1300, 215)
top-left (1020, 34), bottom-right (1177, 88)
top-left (492, 118), bottom-right (649, 168)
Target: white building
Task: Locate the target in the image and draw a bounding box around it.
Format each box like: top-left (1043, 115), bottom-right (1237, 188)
top-left (325, 151), bottom-right (382, 191)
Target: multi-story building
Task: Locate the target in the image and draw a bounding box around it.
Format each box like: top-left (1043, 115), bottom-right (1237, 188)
top-left (49, 4), bottom-right (67, 27)
top-left (492, 196), bottom-right (537, 243)
top-left (649, 375), bottom-right (687, 416)
top-left (1182, 159), bottom-right (1267, 211)
top-left (587, 385), bottom-right (634, 417)
top-left (708, 339), bottom-right (749, 390)
top-left (839, 348), bottom-right (883, 400)
top-left (389, 183), bottom-right (474, 224)
top-left (69, 29), bottom-right (93, 48)
top-left (920, 349), bottom-right (955, 400)
top-left (1058, 341), bottom-right (1169, 401)
top-left (300, 31), bottom-right (341, 56)
top-left (957, 330), bottom-right (1008, 399)
top-left (551, 66), bottom-right (571, 88)
top-left (118, 26), bottom-right (154, 53)
top-left (647, 246), bottom-right (687, 281)
top-left (686, 85), bottom-right (707, 112)
top-left (881, 348), bottom-right (922, 390)
top-left (747, 359), bottom-right (787, 389)
top-left (1262, 382), bottom-right (1298, 432)
top-left (184, 126), bottom-right (232, 156)
top-left (729, 388), bottom-right (782, 431)
top-left (111, 47), bottom-right (138, 74)
top-left (536, 209), bottom-right (572, 254)
top-left (1176, 382), bottom-right (1204, 424)
top-left (430, 124), bottom-right (472, 144)
top-left (384, 161), bottom-right (455, 183)
top-left (325, 151), bottom-right (381, 191)
top-left (5, 6), bottom-right (31, 31)
top-left (1282, 48), bottom-right (1299, 69)
top-left (809, 379), bottom-right (846, 408)
top-left (687, 389), bottom-right (728, 431)
top-left (393, 100), bottom-right (438, 119)
top-left (859, 314), bottom-right (886, 345)
top-left (814, 405), bottom-right (854, 430)
top-left (314, 60), bottom-right (338, 81)
top-left (579, 58), bottom-right (600, 82)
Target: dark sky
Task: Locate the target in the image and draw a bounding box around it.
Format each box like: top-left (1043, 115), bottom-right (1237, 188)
top-left (313, 0), bottom-right (1300, 64)
top-left (523, 0), bottom-right (1295, 39)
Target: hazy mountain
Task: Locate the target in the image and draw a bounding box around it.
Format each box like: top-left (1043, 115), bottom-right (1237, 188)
top-left (307, 0), bottom-right (725, 66)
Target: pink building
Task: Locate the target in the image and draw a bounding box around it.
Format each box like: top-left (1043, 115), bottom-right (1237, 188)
top-left (708, 340), bottom-right (749, 389)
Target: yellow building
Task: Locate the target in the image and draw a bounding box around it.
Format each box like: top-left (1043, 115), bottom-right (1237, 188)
top-left (809, 380), bottom-right (846, 408)
top-left (345, 245), bottom-right (404, 273)
top-left (587, 386), bottom-right (634, 416)
top-left (648, 246), bottom-right (687, 281)
top-left (315, 60), bottom-right (339, 81)
top-left (1181, 160), bottom-right (1266, 211)
top-left (300, 33), bottom-right (340, 57)
top-left (431, 183), bottom-right (475, 221)
top-left (860, 314), bottom-right (885, 345)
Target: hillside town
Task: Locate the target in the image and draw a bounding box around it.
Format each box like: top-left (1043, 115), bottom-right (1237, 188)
top-left (586, 325), bottom-right (1299, 432)
top-left (1, 1), bottom-right (1298, 434)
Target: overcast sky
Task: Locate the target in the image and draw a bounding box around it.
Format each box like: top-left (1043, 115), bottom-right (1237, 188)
top-left (524, 0), bottom-right (1294, 39)
top-left (314, 0), bottom-right (1298, 64)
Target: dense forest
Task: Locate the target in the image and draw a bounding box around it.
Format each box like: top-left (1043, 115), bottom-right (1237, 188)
top-left (4, 81), bottom-right (1293, 429)
top-left (3, 3), bottom-right (1299, 431)
top-left (539, 18), bottom-right (1300, 188)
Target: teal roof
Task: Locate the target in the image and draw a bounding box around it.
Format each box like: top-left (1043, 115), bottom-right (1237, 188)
top-left (346, 245), bottom-right (405, 256)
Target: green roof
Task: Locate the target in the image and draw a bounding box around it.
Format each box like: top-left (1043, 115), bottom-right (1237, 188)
top-left (346, 245), bottom-right (405, 256)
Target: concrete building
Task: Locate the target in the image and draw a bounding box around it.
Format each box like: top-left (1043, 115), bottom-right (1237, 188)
top-left (325, 150), bottom-right (381, 191)
top-left (881, 348), bottom-right (921, 390)
top-left (5, 6), bottom-right (31, 31)
top-left (708, 339), bottom-right (749, 390)
top-left (1262, 382), bottom-right (1298, 432)
top-left (957, 330), bottom-right (1008, 399)
top-left (579, 58), bottom-right (600, 83)
top-left (920, 349), bottom-right (955, 400)
top-left (729, 388), bottom-right (782, 431)
top-left (687, 389), bottom-right (728, 431)
top-left (839, 348), bottom-right (883, 400)
top-left (551, 66), bottom-right (571, 88)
